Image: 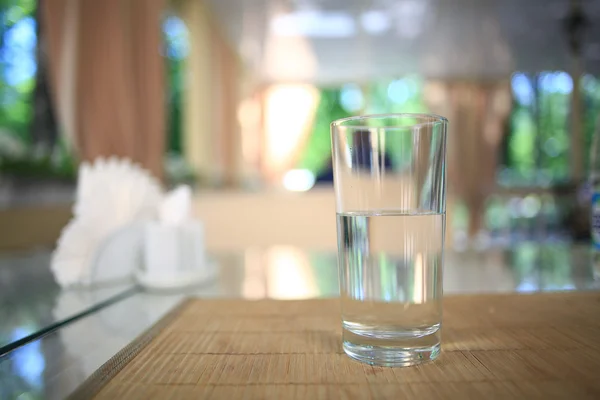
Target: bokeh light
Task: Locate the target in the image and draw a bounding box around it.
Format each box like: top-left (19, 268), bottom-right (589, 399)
top-left (339, 83), bottom-right (364, 113)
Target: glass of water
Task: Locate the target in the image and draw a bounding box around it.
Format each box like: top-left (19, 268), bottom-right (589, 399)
top-left (331, 113), bottom-right (447, 367)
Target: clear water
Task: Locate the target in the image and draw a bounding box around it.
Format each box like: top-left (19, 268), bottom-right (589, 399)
top-left (336, 211), bottom-right (445, 366)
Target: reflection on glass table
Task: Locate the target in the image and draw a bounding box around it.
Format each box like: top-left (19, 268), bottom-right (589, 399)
top-left (0, 250), bottom-right (136, 354)
top-left (1, 243), bottom-right (600, 399)
top-left (211, 244), bottom-right (600, 300)
top-left (0, 292), bottom-right (185, 400)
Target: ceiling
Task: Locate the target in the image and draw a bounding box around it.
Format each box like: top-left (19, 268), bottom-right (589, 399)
top-left (205, 0), bottom-right (600, 84)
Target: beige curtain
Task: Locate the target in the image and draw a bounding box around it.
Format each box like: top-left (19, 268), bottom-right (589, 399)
top-left (179, 0), bottom-right (244, 186)
top-left (41, 0), bottom-right (167, 179)
top-left (425, 81), bottom-right (511, 237)
top-left (211, 23), bottom-right (242, 186)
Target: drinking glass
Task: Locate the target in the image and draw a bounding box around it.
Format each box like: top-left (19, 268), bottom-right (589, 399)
top-left (331, 113), bottom-right (447, 366)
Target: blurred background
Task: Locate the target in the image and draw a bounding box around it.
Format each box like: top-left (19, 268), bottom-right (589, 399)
top-left (0, 0), bottom-right (599, 251)
top-left (2, 2), bottom-right (600, 397)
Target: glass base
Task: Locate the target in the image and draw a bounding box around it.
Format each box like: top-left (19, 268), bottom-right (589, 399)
top-left (343, 341), bottom-right (441, 367)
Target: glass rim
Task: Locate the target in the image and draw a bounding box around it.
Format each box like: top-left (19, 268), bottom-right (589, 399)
top-left (331, 113), bottom-right (448, 130)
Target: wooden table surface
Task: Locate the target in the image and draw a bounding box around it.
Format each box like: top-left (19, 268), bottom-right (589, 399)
top-left (73, 292), bottom-right (600, 399)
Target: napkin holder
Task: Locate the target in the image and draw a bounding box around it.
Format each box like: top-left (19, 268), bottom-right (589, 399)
top-left (136, 220), bottom-right (215, 290)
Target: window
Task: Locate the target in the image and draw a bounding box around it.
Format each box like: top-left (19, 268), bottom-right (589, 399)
top-left (297, 76), bottom-right (429, 176)
top-left (163, 13), bottom-right (188, 156)
top-left (0, 0), bottom-right (36, 142)
top-left (501, 71), bottom-right (600, 187)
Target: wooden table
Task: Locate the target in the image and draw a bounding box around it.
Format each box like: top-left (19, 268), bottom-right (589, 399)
top-left (72, 292), bottom-right (600, 399)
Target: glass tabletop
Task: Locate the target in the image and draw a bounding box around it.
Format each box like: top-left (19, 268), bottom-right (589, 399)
top-left (2, 242), bottom-right (599, 355)
top-left (1, 243), bottom-right (600, 399)
top-left (0, 249), bottom-right (137, 355)
top-left (207, 243), bottom-right (600, 299)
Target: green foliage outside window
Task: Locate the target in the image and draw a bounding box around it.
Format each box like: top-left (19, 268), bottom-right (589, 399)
top-left (507, 108), bottom-right (537, 179)
top-left (0, 0), bottom-right (36, 141)
top-left (0, 0), bottom-right (78, 182)
top-left (583, 75), bottom-right (600, 173)
top-left (296, 88), bottom-right (351, 174)
top-left (364, 77), bottom-right (429, 169)
top-left (297, 76), bottom-right (429, 175)
top-left (503, 72), bottom-right (600, 186)
top-left (0, 6), bottom-right (190, 183)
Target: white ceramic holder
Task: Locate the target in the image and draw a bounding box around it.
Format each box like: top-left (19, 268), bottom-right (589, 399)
top-left (137, 220), bottom-right (215, 290)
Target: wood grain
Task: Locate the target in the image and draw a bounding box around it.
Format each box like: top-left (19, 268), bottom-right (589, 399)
top-left (89, 293), bottom-right (600, 399)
